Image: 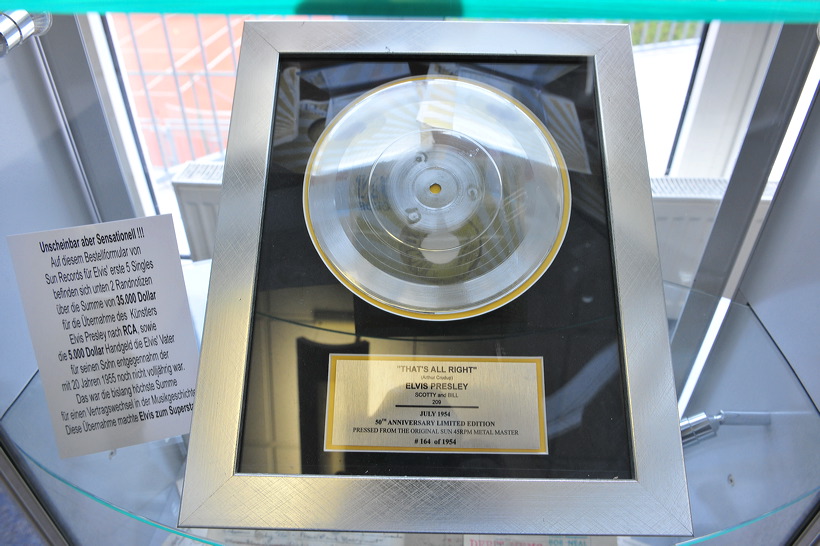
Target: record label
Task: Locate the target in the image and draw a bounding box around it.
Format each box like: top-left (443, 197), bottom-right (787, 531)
top-left (304, 76), bottom-right (570, 320)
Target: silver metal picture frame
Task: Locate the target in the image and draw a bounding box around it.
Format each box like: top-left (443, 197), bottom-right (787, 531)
top-left (179, 20), bottom-right (691, 536)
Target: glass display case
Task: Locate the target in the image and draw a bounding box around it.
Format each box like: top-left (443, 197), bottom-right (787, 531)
top-left (0, 4), bottom-right (818, 544)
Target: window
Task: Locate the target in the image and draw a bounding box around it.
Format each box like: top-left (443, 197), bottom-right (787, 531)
top-left (94, 15), bottom-right (705, 259)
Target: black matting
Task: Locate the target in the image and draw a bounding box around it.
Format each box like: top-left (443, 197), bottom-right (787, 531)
top-left (238, 57), bottom-right (633, 480)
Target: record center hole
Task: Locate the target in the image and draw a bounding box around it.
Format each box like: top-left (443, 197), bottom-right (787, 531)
top-left (429, 183), bottom-right (442, 195)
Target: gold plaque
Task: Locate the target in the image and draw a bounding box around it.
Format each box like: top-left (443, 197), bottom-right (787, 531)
top-left (325, 355), bottom-right (547, 454)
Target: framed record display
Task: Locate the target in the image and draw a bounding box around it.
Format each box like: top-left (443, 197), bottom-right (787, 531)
top-left (180, 20), bottom-right (691, 536)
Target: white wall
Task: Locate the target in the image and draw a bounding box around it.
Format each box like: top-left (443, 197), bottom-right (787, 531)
top-left (739, 90), bottom-right (820, 410)
top-left (0, 39), bottom-right (95, 416)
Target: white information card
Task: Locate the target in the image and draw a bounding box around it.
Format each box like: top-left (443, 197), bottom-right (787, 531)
top-left (8, 215), bottom-right (199, 458)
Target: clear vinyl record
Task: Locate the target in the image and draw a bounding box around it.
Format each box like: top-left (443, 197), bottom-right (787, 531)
top-left (304, 76), bottom-right (571, 320)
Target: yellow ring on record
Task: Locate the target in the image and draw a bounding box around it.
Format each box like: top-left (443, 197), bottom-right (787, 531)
top-left (304, 75), bottom-right (571, 321)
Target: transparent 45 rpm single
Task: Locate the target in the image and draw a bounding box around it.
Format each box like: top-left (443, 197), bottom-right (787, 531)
top-left (304, 76), bottom-right (571, 320)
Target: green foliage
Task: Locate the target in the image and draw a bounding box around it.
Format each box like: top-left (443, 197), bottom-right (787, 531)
top-left (626, 21), bottom-right (703, 45)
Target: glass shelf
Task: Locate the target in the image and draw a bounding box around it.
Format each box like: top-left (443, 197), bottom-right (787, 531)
top-left (2, 278), bottom-right (817, 544)
top-left (18, 0), bottom-right (820, 22)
